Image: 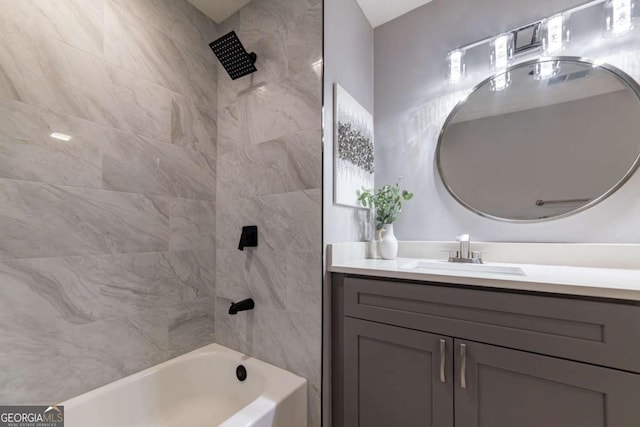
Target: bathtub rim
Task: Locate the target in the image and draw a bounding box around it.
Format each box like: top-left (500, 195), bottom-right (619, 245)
top-left (59, 343), bottom-right (307, 425)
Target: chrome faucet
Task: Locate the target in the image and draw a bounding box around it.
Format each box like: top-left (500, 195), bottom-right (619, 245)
top-left (459, 234), bottom-right (470, 259)
top-left (449, 234), bottom-right (483, 264)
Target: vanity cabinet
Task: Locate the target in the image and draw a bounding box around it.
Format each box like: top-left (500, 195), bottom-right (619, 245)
top-left (344, 318), bottom-right (453, 427)
top-left (331, 274), bottom-right (640, 427)
top-left (454, 340), bottom-right (640, 427)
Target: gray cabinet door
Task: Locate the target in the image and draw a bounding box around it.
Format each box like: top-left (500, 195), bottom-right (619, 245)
top-left (454, 339), bottom-right (640, 427)
top-left (344, 317), bottom-right (454, 427)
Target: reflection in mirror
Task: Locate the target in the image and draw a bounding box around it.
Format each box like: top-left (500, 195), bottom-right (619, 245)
top-left (437, 58), bottom-right (640, 221)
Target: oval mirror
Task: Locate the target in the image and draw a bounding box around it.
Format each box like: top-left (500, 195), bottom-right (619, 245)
top-left (437, 57), bottom-right (640, 221)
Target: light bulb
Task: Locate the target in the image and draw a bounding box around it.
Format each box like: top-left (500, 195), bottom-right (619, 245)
top-left (542, 14), bottom-right (569, 54)
top-left (605, 0), bottom-right (634, 37)
top-left (447, 49), bottom-right (465, 84)
top-left (490, 33), bottom-right (514, 71)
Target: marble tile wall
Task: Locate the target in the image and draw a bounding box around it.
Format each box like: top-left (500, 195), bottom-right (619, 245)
top-left (214, 0), bottom-right (323, 425)
top-left (0, 0), bottom-right (218, 403)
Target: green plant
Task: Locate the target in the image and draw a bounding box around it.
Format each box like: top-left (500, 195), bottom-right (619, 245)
top-left (358, 178), bottom-right (414, 232)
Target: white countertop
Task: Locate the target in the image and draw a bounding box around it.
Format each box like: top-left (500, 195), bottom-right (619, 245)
top-left (328, 245), bottom-right (640, 301)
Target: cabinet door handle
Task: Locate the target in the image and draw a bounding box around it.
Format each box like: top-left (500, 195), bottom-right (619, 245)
top-left (460, 343), bottom-right (467, 389)
top-left (439, 339), bottom-right (446, 383)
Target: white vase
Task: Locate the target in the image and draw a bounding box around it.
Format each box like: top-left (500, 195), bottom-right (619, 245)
top-left (380, 224), bottom-right (398, 260)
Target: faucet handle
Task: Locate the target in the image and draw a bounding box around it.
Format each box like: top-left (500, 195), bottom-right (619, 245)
top-left (457, 234), bottom-right (470, 242)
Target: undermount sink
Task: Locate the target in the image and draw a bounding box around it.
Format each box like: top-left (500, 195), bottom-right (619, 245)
top-left (402, 260), bottom-right (526, 276)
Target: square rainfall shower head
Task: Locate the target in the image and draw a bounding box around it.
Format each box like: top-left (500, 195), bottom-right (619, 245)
top-left (209, 31), bottom-right (257, 80)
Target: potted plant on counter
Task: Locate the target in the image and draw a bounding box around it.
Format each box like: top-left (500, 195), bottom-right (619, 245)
top-left (358, 179), bottom-right (414, 260)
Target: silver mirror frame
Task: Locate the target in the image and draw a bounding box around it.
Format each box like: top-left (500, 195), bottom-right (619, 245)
top-left (436, 56), bottom-right (640, 223)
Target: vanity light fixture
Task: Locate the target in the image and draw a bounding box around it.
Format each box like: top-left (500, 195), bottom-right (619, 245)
top-left (50, 132), bottom-right (72, 141)
top-left (490, 33), bottom-right (514, 71)
top-left (542, 13), bottom-right (569, 54)
top-left (537, 13), bottom-right (566, 81)
top-left (604, 0), bottom-right (634, 36)
top-left (489, 33), bottom-right (514, 91)
top-left (444, 0), bottom-right (635, 89)
top-left (447, 49), bottom-right (466, 84)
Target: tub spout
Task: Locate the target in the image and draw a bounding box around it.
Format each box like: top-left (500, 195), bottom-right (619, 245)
top-left (229, 298), bottom-right (255, 315)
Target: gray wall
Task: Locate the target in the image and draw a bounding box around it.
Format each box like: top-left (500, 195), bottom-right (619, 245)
top-left (324, 0), bottom-right (375, 244)
top-left (214, 1), bottom-right (323, 426)
top-left (323, 1), bottom-right (373, 425)
top-left (0, 0), bottom-right (218, 403)
top-left (374, 0), bottom-right (640, 243)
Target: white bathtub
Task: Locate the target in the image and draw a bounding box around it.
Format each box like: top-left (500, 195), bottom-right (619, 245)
top-left (60, 344), bottom-right (307, 427)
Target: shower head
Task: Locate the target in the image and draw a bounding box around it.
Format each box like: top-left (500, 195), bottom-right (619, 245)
top-left (209, 31), bottom-right (257, 80)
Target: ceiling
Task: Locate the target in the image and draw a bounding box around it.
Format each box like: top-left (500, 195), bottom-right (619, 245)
top-left (187, 0), bottom-right (252, 24)
top-left (189, 0), bottom-right (433, 27)
top-left (356, 0), bottom-right (434, 27)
